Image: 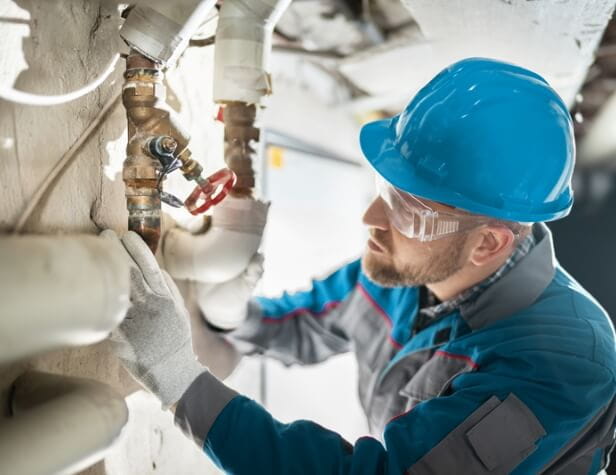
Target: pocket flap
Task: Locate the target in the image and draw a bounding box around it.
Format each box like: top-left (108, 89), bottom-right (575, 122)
top-left (407, 394), bottom-right (546, 474)
top-left (466, 394), bottom-right (546, 471)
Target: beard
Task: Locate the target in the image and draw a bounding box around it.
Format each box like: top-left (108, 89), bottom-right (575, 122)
top-left (362, 231), bottom-right (468, 287)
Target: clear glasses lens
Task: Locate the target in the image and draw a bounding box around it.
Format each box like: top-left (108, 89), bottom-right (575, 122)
top-left (375, 175), bottom-right (483, 241)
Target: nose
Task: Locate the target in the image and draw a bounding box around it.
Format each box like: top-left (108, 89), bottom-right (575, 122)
top-left (362, 196), bottom-right (389, 231)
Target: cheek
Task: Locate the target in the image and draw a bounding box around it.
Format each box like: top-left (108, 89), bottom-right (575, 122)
top-left (389, 228), bottom-right (434, 264)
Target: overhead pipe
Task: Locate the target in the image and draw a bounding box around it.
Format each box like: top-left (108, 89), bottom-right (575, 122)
top-left (0, 371), bottom-right (128, 475)
top-left (0, 235), bottom-right (130, 365)
top-left (120, 2), bottom-right (235, 253)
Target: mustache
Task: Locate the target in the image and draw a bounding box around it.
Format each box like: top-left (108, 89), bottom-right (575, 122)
top-left (370, 229), bottom-right (392, 252)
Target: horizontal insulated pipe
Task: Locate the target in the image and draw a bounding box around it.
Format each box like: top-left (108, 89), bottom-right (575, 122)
top-left (0, 234), bottom-right (130, 364)
top-left (0, 371), bottom-right (129, 475)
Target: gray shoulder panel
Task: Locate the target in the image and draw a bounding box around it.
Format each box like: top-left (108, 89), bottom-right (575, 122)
top-left (460, 223), bottom-right (556, 330)
top-left (408, 394), bottom-right (545, 475)
top-left (174, 371), bottom-right (239, 449)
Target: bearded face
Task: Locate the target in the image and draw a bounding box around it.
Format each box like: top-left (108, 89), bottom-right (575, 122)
top-left (361, 196), bottom-right (471, 288)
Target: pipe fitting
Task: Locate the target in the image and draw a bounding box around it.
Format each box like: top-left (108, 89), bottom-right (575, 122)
top-left (120, 1), bottom-right (217, 67)
top-left (0, 234), bottom-right (130, 365)
top-left (223, 102), bottom-right (260, 195)
top-left (0, 371), bottom-right (128, 475)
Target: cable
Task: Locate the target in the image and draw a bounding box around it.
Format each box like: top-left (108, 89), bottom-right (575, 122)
top-left (12, 91), bottom-right (122, 234)
top-left (0, 53), bottom-right (120, 106)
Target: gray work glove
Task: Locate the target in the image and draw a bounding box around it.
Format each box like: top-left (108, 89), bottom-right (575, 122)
top-left (196, 252), bottom-right (264, 331)
top-left (101, 230), bottom-right (206, 409)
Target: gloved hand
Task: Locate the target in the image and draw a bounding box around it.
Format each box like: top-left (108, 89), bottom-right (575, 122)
top-left (101, 230), bottom-right (206, 409)
top-left (196, 252), bottom-right (264, 331)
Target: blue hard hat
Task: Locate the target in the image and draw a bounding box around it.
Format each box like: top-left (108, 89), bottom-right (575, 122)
top-left (359, 57), bottom-right (575, 222)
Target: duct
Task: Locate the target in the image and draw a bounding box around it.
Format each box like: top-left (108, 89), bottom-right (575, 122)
top-left (0, 371), bottom-right (128, 475)
top-left (0, 235), bottom-right (130, 365)
top-left (120, 1), bottom-right (217, 67)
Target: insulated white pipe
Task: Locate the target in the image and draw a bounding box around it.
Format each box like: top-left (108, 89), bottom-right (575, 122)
top-left (0, 235), bottom-right (130, 364)
top-left (164, 197), bottom-right (269, 283)
top-left (213, 0), bottom-right (292, 104)
top-left (0, 371), bottom-right (129, 475)
top-left (120, 0), bottom-right (217, 66)
top-left (165, 227), bottom-right (261, 283)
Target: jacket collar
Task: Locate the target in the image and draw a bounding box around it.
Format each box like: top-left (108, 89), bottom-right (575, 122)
top-left (459, 223), bottom-right (556, 330)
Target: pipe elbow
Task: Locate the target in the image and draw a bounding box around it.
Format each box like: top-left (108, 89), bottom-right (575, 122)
top-left (164, 197), bottom-right (269, 283)
top-left (164, 226), bottom-right (262, 283)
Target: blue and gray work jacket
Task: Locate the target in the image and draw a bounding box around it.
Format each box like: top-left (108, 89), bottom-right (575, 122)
top-left (175, 223), bottom-right (616, 474)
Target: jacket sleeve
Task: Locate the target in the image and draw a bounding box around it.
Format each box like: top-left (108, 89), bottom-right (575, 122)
top-left (226, 259), bottom-right (362, 365)
top-left (174, 346), bottom-right (616, 475)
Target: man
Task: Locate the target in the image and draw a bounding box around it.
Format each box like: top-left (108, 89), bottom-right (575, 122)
top-left (106, 58), bottom-right (616, 474)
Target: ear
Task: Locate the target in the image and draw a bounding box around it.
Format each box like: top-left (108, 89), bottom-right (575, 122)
top-left (468, 225), bottom-right (516, 267)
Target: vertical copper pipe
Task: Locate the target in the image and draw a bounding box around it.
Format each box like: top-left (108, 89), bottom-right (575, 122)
top-left (222, 102), bottom-right (260, 198)
top-left (122, 52), bottom-right (163, 252)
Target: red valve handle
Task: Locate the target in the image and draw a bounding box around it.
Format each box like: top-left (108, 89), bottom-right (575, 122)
top-left (184, 168), bottom-right (236, 215)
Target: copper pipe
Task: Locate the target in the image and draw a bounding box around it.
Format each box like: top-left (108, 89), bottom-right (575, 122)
top-left (222, 102), bottom-right (260, 198)
top-left (122, 51), bottom-right (192, 252)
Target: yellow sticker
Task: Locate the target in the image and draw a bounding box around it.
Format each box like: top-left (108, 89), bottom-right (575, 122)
top-left (268, 146), bottom-right (285, 169)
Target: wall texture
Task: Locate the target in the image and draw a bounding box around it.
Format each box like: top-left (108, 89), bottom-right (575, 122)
top-left (0, 1), bottom-right (225, 473)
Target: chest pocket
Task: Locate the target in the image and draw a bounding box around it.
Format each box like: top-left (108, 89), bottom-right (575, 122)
top-left (400, 350), bottom-right (477, 402)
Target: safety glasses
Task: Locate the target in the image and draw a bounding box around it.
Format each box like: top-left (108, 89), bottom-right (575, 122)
top-left (375, 175), bottom-right (488, 242)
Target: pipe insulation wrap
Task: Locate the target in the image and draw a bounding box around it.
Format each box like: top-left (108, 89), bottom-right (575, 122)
top-left (0, 371), bottom-right (128, 475)
top-left (214, 0), bottom-right (292, 103)
top-left (164, 197), bottom-right (269, 283)
top-left (0, 235), bottom-right (130, 364)
top-left (120, 0), bottom-right (217, 66)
